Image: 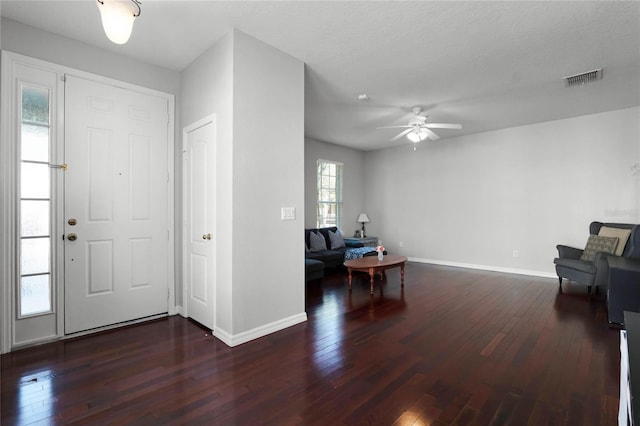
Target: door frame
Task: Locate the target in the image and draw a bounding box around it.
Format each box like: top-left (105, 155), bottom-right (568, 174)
top-left (181, 114), bottom-right (216, 327)
top-left (0, 51), bottom-right (176, 354)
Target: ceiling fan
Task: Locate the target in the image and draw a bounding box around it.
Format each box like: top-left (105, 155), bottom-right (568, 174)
top-left (378, 107), bottom-right (462, 143)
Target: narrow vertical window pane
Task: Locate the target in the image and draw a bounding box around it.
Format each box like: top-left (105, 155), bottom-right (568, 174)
top-left (21, 200), bottom-right (50, 237)
top-left (19, 84), bottom-right (53, 316)
top-left (21, 275), bottom-right (51, 316)
top-left (20, 238), bottom-right (50, 275)
top-left (21, 124), bottom-right (49, 162)
top-left (21, 163), bottom-right (50, 199)
top-left (22, 86), bottom-right (49, 125)
top-left (316, 160), bottom-right (343, 229)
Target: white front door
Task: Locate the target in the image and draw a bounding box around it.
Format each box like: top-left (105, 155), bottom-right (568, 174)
top-left (64, 75), bottom-right (170, 334)
top-left (183, 116), bottom-right (216, 331)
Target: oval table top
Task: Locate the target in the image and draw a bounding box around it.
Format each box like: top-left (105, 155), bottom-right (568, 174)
top-left (344, 255), bottom-right (407, 269)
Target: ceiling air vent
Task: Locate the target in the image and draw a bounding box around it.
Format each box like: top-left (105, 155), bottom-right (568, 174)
top-left (564, 69), bottom-right (603, 87)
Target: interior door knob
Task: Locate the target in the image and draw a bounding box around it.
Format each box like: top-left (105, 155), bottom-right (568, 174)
top-left (202, 233), bottom-right (212, 240)
top-left (67, 233), bottom-right (78, 241)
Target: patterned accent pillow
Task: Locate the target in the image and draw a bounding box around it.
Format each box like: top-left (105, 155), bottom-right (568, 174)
top-left (579, 235), bottom-right (619, 262)
top-left (328, 229), bottom-right (346, 249)
top-left (309, 231), bottom-right (327, 252)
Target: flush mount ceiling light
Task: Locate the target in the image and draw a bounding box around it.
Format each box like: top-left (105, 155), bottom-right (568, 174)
top-left (96, 0), bottom-right (141, 45)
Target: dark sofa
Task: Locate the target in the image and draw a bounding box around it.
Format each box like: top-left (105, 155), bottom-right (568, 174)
top-left (305, 226), bottom-right (363, 269)
top-left (607, 257), bottom-right (640, 326)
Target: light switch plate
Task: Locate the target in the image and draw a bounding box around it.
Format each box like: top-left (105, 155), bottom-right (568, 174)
top-left (281, 207), bottom-right (296, 220)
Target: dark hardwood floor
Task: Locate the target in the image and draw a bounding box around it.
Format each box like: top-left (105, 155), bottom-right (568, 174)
top-left (1, 262), bottom-right (621, 425)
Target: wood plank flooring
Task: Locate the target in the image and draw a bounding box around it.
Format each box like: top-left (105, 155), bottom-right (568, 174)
top-left (1, 262), bottom-right (621, 425)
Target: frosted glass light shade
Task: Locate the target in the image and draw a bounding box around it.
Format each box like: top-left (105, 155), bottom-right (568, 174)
top-left (96, 0), bottom-right (138, 44)
top-left (407, 128), bottom-right (428, 143)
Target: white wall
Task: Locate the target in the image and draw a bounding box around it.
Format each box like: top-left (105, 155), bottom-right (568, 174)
top-left (180, 32), bottom-right (234, 333)
top-left (364, 107), bottom-right (640, 275)
top-left (232, 31), bottom-right (305, 334)
top-left (181, 30), bottom-right (305, 341)
top-left (1, 18), bottom-right (179, 95)
top-left (304, 138), bottom-right (366, 236)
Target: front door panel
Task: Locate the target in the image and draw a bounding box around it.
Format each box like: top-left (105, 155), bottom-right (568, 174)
top-left (64, 75), bottom-right (169, 334)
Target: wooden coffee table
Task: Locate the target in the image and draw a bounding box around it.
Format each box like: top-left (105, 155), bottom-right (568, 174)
top-left (344, 255), bottom-right (407, 294)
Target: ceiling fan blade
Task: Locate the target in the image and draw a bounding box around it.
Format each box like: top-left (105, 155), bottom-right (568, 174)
top-left (423, 128), bottom-right (440, 141)
top-left (425, 123), bottom-right (462, 129)
top-left (376, 125), bottom-right (412, 129)
top-left (390, 128), bottom-right (413, 141)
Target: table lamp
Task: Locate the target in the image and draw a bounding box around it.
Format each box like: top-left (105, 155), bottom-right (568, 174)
top-left (357, 213), bottom-right (370, 237)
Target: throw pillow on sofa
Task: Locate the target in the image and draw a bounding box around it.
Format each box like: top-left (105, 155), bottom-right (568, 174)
top-left (598, 226), bottom-right (631, 256)
top-left (328, 229), bottom-right (346, 249)
top-left (309, 231), bottom-right (327, 251)
top-left (579, 234), bottom-right (619, 262)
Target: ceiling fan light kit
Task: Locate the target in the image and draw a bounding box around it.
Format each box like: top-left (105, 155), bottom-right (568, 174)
top-left (407, 128), bottom-right (428, 143)
top-left (96, 0), bottom-right (141, 45)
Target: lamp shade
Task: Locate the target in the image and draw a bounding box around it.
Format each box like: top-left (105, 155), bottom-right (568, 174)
top-left (357, 213), bottom-right (370, 223)
top-left (96, 0), bottom-right (138, 44)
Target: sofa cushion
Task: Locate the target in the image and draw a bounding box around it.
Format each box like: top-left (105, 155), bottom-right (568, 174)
top-left (306, 250), bottom-right (345, 269)
top-left (305, 252), bottom-right (324, 261)
top-left (328, 229), bottom-right (346, 249)
top-left (305, 259), bottom-right (324, 282)
top-left (317, 227), bottom-right (338, 248)
top-left (309, 231), bottom-right (327, 252)
top-left (579, 235), bottom-right (619, 262)
top-left (598, 226), bottom-right (631, 256)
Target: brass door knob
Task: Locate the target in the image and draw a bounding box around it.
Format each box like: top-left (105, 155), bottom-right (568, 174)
top-left (67, 233), bottom-right (78, 241)
top-left (68, 218), bottom-right (77, 226)
top-left (202, 233), bottom-right (212, 240)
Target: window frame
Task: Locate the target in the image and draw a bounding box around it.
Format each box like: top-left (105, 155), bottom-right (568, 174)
top-left (1, 52), bottom-right (67, 353)
top-left (316, 159), bottom-right (343, 229)
top-left (17, 82), bottom-right (54, 318)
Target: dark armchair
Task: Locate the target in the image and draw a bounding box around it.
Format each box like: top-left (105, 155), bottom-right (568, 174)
top-left (554, 222), bottom-right (640, 297)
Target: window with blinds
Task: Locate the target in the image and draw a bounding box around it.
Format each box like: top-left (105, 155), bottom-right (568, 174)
top-left (316, 159), bottom-right (343, 229)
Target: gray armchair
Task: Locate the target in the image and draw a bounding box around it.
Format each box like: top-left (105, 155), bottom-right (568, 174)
top-left (554, 222), bottom-right (640, 297)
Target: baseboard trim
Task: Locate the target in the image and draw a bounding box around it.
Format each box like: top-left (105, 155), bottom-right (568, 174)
top-left (213, 312), bottom-right (308, 347)
top-left (407, 257), bottom-right (557, 279)
top-left (11, 333), bottom-right (60, 351)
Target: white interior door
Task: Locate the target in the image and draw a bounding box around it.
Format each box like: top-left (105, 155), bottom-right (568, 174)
top-left (183, 116), bottom-right (216, 331)
top-left (64, 75), bottom-right (170, 334)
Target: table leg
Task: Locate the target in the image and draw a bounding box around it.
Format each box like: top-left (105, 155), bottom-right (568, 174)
top-left (369, 267), bottom-right (375, 294)
top-left (348, 268), bottom-right (353, 292)
top-left (401, 264), bottom-right (405, 287)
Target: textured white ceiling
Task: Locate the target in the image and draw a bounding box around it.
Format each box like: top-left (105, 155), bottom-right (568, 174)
top-left (2, 1), bottom-right (639, 151)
